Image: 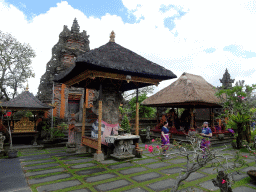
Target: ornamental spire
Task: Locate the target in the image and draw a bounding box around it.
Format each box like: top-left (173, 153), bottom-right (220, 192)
top-left (25, 82), bottom-right (29, 91)
top-left (109, 31), bottom-right (115, 42)
top-left (71, 18), bottom-right (80, 33)
top-left (219, 68), bottom-right (235, 89)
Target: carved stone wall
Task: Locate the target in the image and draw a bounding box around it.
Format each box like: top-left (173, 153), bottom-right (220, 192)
top-left (37, 18), bottom-right (91, 120)
top-left (91, 87), bottom-right (123, 124)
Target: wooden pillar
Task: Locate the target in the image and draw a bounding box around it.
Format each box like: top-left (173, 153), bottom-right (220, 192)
top-left (60, 84), bottom-right (66, 119)
top-left (81, 88), bottom-right (87, 138)
top-left (211, 108), bottom-right (214, 128)
top-left (135, 88), bottom-right (139, 149)
top-left (190, 108), bottom-right (194, 129)
top-left (97, 84), bottom-right (102, 154)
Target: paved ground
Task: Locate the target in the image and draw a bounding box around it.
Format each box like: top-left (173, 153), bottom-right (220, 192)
top-left (1, 144), bottom-right (256, 192)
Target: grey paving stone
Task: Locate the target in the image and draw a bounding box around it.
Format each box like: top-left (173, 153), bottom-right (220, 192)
top-left (168, 158), bottom-right (187, 164)
top-left (123, 187), bottom-right (149, 192)
top-left (21, 159), bottom-right (55, 166)
top-left (23, 163), bottom-right (59, 170)
top-left (100, 159), bottom-right (118, 164)
top-left (70, 163), bottom-right (96, 169)
top-left (199, 180), bottom-right (219, 191)
top-left (64, 158), bottom-right (93, 165)
top-left (232, 172), bottom-right (249, 181)
top-left (108, 162), bottom-right (134, 169)
top-left (147, 178), bottom-right (176, 191)
top-left (25, 168), bottom-right (65, 177)
top-left (185, 172), bottom-right (206, 182)
top-left (200, 167), bottom-right (225, 174)
top-left (160, 167), bottom-right (183, 175)
top-left (37, 180), bottom-right (81, 192)
top-left (131, 172), bottom-right (162, 182)
top-left (240, 166), bottom-right (256, 173)
top-left (119, 167), bottom-right (147, 175)
top-left (68, 189), bottom-right (91, 192)
top-left (94, 179), bottom-right (131, 191)
top-left (59, 154), bottom-right (90, 160)
top-left (28, 173), bottom-right (71, 184)
top-left (85, 173), bottom-right (118, 182)
top-left (144, 153), bottom-right (156, 157)
top-left (233, 186), bottom-right (256, 192)
top-left (145, 162), bottom-right (170, 169)
top-left (135, 158), bottom-right (158, 164)
top-left (178, 187), bottom-right (204, 192)
top-left (245, 158), bottom-right (255, 163)
top-left (76, 168), bottom-right (107, 175)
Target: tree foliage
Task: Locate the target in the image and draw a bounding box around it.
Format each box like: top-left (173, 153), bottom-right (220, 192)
top-left (215, 81), bottom-right (256, 148)
top-left (129, 93), bottom-right (156, 118)
top-left (0, 30), bottom-right (35, 101)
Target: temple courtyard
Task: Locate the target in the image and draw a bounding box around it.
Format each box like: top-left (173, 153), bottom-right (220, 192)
top-left (1, 144), bottom-right (256, 192)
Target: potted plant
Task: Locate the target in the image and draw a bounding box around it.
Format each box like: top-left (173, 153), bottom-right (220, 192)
top-left (3, 111), bottom-right (18, 158)
top-left (118, 128), bottom-right (124, 136)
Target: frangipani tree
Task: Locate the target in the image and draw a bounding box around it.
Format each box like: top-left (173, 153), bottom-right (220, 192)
top-left (215, 81), bottom-right (256, 148)
top-left (145, 135), bottom-right (248, 192)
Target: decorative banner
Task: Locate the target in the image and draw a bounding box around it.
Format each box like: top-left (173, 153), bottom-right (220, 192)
top-left (92, 120), bottom-right (120, 145)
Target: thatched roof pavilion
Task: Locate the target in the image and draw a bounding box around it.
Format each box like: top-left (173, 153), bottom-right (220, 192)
top-left (141, 72), bottom-right (222, 108)
top-left (0, 88), bottom-right (54, 111)
top-left (55, 41), bottom-right (177, 91)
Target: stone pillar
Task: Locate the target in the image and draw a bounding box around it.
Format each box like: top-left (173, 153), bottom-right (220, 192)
top-left (0, 132), bottom-right (6, 152)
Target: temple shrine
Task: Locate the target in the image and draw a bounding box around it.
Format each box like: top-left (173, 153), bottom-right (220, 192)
top-left (54, 30), bottom-right (177, 160)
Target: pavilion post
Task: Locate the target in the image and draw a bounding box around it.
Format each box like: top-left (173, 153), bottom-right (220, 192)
top-left (97, 84), bottom-right (103, 154)
top-left (190, 108), bottom-right (194, 129)
top-left (81, 88), bottom-right (87, 138)
top-left (211, 108), bottom-right (214, 128)
top-left (135, 88), bottom-right (139, 149)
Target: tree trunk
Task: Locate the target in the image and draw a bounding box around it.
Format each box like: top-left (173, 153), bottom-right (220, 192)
top-left (236, 123), bottom-right (243, 149)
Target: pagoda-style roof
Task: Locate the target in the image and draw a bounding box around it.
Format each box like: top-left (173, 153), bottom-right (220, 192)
top-left (141, 72), bottom-right (222, 108)
top-left (0, 90), bottom-right (54, 111)
top-left (54, 40), bottom-right (177, 91)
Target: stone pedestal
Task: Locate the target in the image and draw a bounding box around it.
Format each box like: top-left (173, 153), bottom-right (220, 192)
top-left (94, 153), bottom-right (104, 161)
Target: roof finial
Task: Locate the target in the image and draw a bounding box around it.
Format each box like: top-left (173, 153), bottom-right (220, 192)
top-left (71, 18), bottom-right (80, 33)
top-left (25, 82), bottom-right (29, 91)
top-left (109, 31), bottom-right (115, 42)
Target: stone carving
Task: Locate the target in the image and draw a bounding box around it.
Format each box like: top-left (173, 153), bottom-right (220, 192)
top-left (92, 87), bottom-right (123, 124)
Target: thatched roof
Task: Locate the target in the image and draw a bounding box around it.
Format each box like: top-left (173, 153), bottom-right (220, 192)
top-left (141, 72), bottom-right (222, 108)
top-left (0, 90), bottom-right (54, 111)
top-left (54, 42), bottom-right (177, 91)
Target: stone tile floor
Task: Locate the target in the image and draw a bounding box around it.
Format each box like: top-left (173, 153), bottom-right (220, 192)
top-left (5, 145), bottom-right (256, 192)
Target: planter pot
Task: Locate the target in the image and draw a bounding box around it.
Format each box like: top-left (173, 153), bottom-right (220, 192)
top-left (8, 150), bottom-right (18, 158)
top-left (140, 134), bottom-right (147, 143)
top-left (247, 170), bottom-right (256, 181)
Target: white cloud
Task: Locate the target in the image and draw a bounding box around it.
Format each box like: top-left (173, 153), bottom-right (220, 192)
top-left (0, 0), bottom-right (256, 99)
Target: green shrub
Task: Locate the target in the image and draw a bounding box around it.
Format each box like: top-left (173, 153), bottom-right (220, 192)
top-left (121, 114), bottom-right (130, 133)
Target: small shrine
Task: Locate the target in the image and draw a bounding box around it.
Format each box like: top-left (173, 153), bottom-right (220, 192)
top-left (219, 68), bottom-right (234, 89)
top-left (54, 31), bottom-right (177, 161)
top-left (0, 85), bottom-right (53, 145)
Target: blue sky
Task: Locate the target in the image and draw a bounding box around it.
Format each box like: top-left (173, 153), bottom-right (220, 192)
top-left (1, 0), bottom-right (256, 95)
